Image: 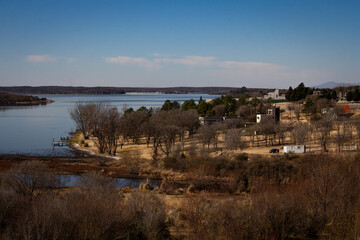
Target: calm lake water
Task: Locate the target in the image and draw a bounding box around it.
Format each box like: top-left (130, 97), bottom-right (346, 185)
top-left (63, 175), bottom-right (162, 189)
top-left (0, 94), bottom-right (219, 156)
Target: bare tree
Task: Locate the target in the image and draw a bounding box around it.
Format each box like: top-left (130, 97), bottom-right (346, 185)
top-left (213, 104), bottom-right (226, 117)
top-left (333, 117), bottom-right (353, 152)
top-left (236, 105), bottom-right (250, 119)
top-left (258, 121), bottom-right (276, 146)
top-left (69, 102), bottom-right (97, 139)
top-left (89, 103), bottom-right (122, 154)
top-left (4, 161), bottom-right (63, 199)
top-left (147, 110), bottom-right (179, 159)
top-left (104, 107), bottom-right (122, 155)
top-left (314, 114), bottom-right (333, 151)
top-left (290, 123), bottom-right (310, 145)
top-left (173, 109), bottom-right (200, 149)
top-left (224, 128), bottom-right (247, 150)
top-left (121, 110), bottom-right (149, 144)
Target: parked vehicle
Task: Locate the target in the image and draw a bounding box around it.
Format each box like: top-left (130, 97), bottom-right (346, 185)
top-left (269, 148), bottom-right (279, 153)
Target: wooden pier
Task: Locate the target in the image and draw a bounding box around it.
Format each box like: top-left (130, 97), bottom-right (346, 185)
top-left (52, 137), bottom-right (70, 147)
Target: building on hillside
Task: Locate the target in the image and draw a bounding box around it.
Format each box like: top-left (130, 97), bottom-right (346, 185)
top-left (256, 114), bottom-right (274, 123)
top-left (199, 116), bottom-right (223, 125)
top-left (256, 107), bottom-right (280, 123)
top-left (263, 89), bottom-right (286, 100)
top-left (199, 116), bottom-right (243, 126)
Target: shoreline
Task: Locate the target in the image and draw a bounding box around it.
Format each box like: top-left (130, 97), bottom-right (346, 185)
top-left (68, 142), bottom-right (121, 161)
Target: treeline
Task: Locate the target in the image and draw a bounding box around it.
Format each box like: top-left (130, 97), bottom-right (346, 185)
top-left (0, 92), bottom-right (52, 106)
top-left (70, 102), bottom-right (201, 158)
top-left (181, 95), bottom-right (273, 117)
top-left (0, 86), bottom-right (239, 95)
top-left (285, 82), bottom-right (338, 101)
top-left (346, 86), bottom-right (360, 101)
top-left (286, 82), bottom-right (360, 102)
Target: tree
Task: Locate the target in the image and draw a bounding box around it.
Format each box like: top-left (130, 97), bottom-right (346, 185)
top-left (4, 161), bottom-right (63, 199)
top-left (236, 105), bottom-right (250, 119)
top-left (331, 90), bottom-right (337, 100)
top-left (161, 100), bottom-right (180, 111)
top-left (290, 123), bottom-right (309, 145)
top-left (286, 82), bottom-right (311, 101)
top-left (285, 86), bottom-right (293, 101)
top-left (181, 99), bottom-right (197, 111)
top-left (103, 107), bottom-right (122, 155)
top-left (198, 123), bottom-right (224, 149)
top-left (213, 104), bottom-right (226, 117)
top-left (224, 129), bottom-right (247, 150)
top-left (197, 100), bottom-right (211, 116)
top-left (314, 114), bottom-right (333, 151)
top-left (148, 110), bottom-right (180, 159)
top-left (69, 102), bottom-right (97, 139)
top-left (173, 109), bottom-right (199, 148)
top-left (354, 88), bottom-right (360, 101)
top-left (89, 103), bottom-right (122, 154)
top-left (121, 110), bottom-right (149, 144)
top-left (347, 91), bottom-right (354, 101)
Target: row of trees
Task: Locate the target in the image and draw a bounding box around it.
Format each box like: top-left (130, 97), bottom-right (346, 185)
top-left (70, 102), bottom-right (201, 158)
top-left (346, 87), bottom-right (360, 101)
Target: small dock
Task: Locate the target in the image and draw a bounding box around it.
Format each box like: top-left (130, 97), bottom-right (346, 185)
top-left (53, 141), bottom-right (67, 147)
top-left (52, 136), bottom-right (70, 147)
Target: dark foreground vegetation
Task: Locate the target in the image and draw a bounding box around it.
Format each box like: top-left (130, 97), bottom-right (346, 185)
top-left (0, 161), bottom-right (169, 240)
top-left (1, 153), bottom-right (360, 239)
top-left (0, 92), bottom-right (52, 106)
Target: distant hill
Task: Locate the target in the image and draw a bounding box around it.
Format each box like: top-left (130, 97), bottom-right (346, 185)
top-left (314, 82), bottom-right (359, 89)
top-left (0, 86), bottom-right (288, 97)
top-left (0, 86), bottom-right (239, 95)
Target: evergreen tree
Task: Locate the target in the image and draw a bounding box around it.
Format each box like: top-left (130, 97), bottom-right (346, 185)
top-left (354, 88), bottom-right (360, 101)
top-left (197, 101), bottom-right (210, 116)
top-left (285, 86), bottom-right (293, 101)
top-left (331, 90), bottom-right (337, 100)
top-left (347, 91), bottom-right (354, 101)
top-left (181, 99), bottom-right (197, 110)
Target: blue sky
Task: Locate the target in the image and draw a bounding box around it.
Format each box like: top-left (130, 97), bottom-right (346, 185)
top-left (0, 0), bottom-right (359, 88)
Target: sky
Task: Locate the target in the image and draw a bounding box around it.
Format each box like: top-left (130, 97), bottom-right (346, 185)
top-left (0, 0), bottom-right (359, 88)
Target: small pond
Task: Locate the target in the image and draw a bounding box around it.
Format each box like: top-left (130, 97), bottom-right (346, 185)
top-left (62, 175), bottom-right (162, 189)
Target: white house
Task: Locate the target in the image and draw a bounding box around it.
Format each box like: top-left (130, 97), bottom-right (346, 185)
top-left (264, 89), bottom-right (286, 100)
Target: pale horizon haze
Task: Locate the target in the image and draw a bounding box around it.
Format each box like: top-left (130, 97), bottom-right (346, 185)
top-left (0, 0), bottom-right (359, 88)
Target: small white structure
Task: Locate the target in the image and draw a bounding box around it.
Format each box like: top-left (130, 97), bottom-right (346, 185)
top-left (340, 145), bottom-right (357, 151)
top-left (283, 145), bottom-right (306, 154)
top-left (264, 89), bottom-right (286, 100)
top-left (256, 114), bottom-right (274, 123)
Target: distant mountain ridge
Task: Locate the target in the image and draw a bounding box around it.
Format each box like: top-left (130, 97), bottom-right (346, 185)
top-left (314, 81), bottom-right (359, 89)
